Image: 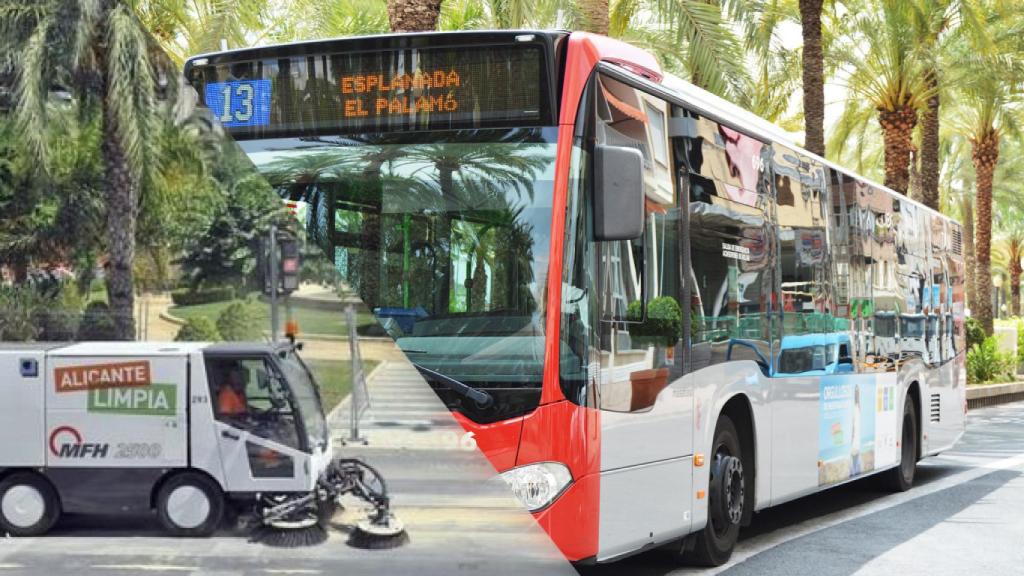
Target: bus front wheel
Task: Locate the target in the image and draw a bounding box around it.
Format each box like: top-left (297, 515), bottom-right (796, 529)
top-left (884, 397), bottom-right (918, 492)
top-left (691, 415), bottom-right (744, 566)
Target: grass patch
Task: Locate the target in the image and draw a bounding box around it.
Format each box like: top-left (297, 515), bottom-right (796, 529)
top-left (305, 358), bottom-right (379, 413)
top-left (169, 298), bottom-right (377, 337)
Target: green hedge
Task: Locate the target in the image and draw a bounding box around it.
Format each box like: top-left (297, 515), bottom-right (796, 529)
top-left (175, 317), bottom-right (221, 342)
top-left (170, 286), bottom-right (235, 307)
top-left (216, 301), bottom-right (263, 341)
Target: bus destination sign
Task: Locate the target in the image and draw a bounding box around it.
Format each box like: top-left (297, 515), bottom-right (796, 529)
top-left (192, 45), bottom-right (548, 136)
top-left (339, 68), bottom-right (463, 118)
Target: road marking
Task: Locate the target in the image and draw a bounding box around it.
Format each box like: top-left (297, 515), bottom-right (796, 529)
top-left (90, 565), bottom-right (197, 572)
top-left (0, 565), bottom-right (26, 570)
top-left (698, 452), bottom-right (1024, 575)
top-left (264, 570), bottom-right (322, 575)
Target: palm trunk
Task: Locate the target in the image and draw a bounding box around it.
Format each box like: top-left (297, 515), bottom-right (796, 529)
top-left (101, 106), bottom-right (138, 341)
top-left (972, 128), bottom-right (1000, 335)
top-left (908, 150), bottom-right (922, 202)
top-left (878, 105), bottom-right (918, 195)
top-left (11, 256), bottom-right (28, 285)
top-left (919, 71), bottom-right (941, 210)
top-left (799, 0), bottom-right (825, 157)
top-left (386, 0), bottom-right (442, 32)
top-left (1010, 247), bottom-right (1021, 318)
top-left (579, 0), bottom-right (610, 35)
top-left (962, 194), bottom-right (977, 315)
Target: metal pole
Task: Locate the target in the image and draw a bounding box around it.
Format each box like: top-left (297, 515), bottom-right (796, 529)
top-left (348, 306), bottom-right (358, 443)
top-left (346, 304), bottom-right (367, 445)
top-left (269, 224), bottom-right (279, 344)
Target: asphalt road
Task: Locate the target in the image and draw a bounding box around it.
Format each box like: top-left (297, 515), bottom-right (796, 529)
top-left (580, 400), bottom-right (1024, 576)
top-left (0, 449), bottom-right (575, 576)
top-left (4, 399), bottom-right (1022, 575)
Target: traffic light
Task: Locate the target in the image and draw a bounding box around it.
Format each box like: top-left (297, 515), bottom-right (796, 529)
top-left (260, 229), bottom-right (301, 296)
top-left (279, 234), bottom-right (300, 294)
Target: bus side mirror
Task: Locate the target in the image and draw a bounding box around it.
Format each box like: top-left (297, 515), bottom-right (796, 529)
top-left (594, 144), bottom-right (644, 241)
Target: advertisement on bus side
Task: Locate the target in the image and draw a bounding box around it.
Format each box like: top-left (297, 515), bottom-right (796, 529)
top-left (818, 375), bottom-right (877, 485)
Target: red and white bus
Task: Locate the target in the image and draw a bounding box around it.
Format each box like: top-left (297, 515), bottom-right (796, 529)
top-left (185, 30), bottom-right (966, 565)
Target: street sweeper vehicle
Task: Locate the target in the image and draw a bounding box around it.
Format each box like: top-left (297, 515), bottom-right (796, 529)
top-left (0, 342), bottom-right (406, 548)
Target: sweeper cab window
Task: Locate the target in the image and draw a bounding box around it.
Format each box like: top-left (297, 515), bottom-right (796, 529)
top-left (206, 355), bottom-right (303, 450)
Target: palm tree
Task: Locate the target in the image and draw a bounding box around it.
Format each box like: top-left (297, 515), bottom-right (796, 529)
top-left (388, 0), bottom-right (444, 31)
top-left (799, 0), bottom-right (825, 156)
top-left (908, 0), bottom-right (986, 211)
top-left (4, 0), bottom-right (175, 340)
top-left (957, 90), bottom-right (1016, 333)
top-left (291, 0), bottom-right (389, 37)
top-left (581, 0), bottom-right (609, 33)
top-left (130, 0), bottom-right (295, 66)
top-left (832, 0), bottom-right (935, 195)
top-left (993, 220), bottom-right (1024, 317)
top-left (960, 192), bottom-right (978, 314)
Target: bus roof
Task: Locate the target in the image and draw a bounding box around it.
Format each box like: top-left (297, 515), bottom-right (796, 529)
top-left (184, 29), bottom-right (567, 71)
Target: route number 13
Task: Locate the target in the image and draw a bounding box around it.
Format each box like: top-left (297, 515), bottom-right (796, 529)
top-left (220, 83), bottom-right (254, 123)
top-left (205, 80), bottom-right (270, 127)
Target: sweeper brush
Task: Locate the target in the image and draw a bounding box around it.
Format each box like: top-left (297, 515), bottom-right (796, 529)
top-left (250, 458), bottom-right (409, 549)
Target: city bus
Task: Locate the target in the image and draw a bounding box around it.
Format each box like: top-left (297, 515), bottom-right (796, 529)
top-left (184, 30), bottom-right (967, 565)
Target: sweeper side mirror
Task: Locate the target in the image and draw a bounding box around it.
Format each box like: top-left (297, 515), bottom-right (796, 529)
top-left (593, 144), bottom-right (645, 241)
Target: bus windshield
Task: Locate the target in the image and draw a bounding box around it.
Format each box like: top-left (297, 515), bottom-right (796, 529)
top-left (242, 127), bottom-right (556, 423)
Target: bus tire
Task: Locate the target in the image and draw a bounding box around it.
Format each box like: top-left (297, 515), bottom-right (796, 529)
top-left (0, 472), bottom-right (61, 537)
top-left (156, 472), bottom-right (225, 537)
top-left (884, 397), bottom-right (918, 492)
top-left (691, 415), bottom-right (745, 566)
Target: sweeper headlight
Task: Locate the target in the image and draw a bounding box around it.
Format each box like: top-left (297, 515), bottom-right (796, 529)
top-left (499, 462), bottom-right (573, 512)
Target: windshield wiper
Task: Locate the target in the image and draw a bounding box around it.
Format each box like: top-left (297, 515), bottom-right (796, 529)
top-left (411, 363), bottom-right (494, 409)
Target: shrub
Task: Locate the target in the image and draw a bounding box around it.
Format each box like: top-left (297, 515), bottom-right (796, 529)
top-left (37, 288), bottom-right (84, 341)
top-left (966, 336), bottom-right (1014, 385)
top-left (1016, 319), bottom-right (1024, 371)
top-left (216, 301), bottom-right (263, 341)
top-left (965, 317), bottom-right (986, 351)
top-left (175, 317), bottom-right (221, 342)
top-left (0, 286), bottom-right (44, 341)
top-left (626, 296), bottom-right (682, 347)
top-left (77, 301), bottom-right (118, 341)
top-left (170, 286), bottom-right (235, 307)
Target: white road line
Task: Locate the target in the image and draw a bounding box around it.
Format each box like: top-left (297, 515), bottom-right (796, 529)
top-left (689, 452), bottom-right (1024, 575)
top-left (0, 565), bottom-right (26, 570)
top-left (90, 565), bottom-right (198, 572)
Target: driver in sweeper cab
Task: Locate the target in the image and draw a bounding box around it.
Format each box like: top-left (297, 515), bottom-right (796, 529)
top-left (217, 364), bottom-right (249, 417)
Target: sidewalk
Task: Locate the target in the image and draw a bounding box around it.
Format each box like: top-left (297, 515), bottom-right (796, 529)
top-left (329, 358), bottom-right (470, 451)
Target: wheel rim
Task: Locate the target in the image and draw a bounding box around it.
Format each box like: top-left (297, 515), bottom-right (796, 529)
top-left (2, 485), bottom-right (46, 529)
top-left (710, 448), bottom-right (744, 538)
top-left (723, 458), bottom-right (744, 526)
top-left (166, 485), bottom-right (210, 530)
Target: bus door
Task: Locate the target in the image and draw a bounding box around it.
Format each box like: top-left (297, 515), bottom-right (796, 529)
top-left (586, 71), bottom-right (694, 560)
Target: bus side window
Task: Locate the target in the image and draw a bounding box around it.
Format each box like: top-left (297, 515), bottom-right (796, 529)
top-left (774, 146), bottom-right (835, 375)
top-left (681, 109), bottom-right (772, 375)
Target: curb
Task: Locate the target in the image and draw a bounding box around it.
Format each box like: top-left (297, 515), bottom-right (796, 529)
top-left (967, 381), bottom-right (1024, 410)
top-left (158, 311), bottom-right (186, 327)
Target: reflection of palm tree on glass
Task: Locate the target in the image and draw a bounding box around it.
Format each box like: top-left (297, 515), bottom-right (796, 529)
top-left (254, 130), bottom-right (552, 317)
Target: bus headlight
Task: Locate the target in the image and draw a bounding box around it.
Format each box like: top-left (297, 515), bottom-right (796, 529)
top-left (500, 462), bottom-right (573, 512)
